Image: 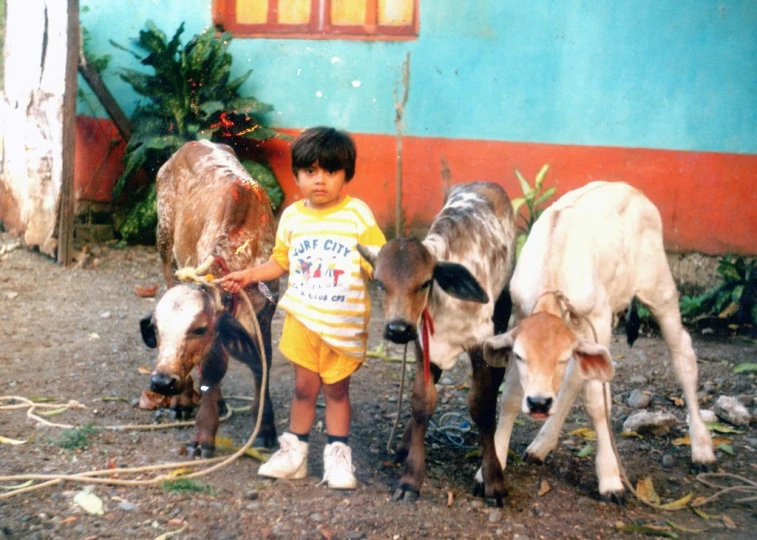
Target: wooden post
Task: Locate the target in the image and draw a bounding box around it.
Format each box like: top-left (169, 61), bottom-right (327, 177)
top-left (57, 0), bottom-right (79, 266)
top-left (78, 55), bottom-right (132, 140)
top-left (394, 52), bottom-right (410, 238)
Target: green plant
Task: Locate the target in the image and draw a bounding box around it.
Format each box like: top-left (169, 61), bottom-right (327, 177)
top-left (680, 255), bottom-right (757, 327)
top-left (54, 424), bottom-right (100, 451)
top-left (111, 22), bottom-right (287, 243)
top-left (511, 164), bottom-right (557, 258)
top-left (161, 479), bottom-right (214, 494)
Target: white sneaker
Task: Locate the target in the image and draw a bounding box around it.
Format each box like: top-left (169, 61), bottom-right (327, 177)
top-left (321, 442), bottom-right (357, 489)
top-left (258, 432), bottom-right (308, 479)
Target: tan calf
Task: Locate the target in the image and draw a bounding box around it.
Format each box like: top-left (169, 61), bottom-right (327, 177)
top-left (484, 181), bottom-right (715, 502)
top-left (140, 140), bottom-right (279, 457)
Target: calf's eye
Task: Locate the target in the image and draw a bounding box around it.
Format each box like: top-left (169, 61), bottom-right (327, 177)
top-left (191, 327), bottom-right (208, 337)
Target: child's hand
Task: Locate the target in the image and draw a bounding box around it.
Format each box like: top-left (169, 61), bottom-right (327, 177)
top-left (219, 269), bottom-right (255, 293)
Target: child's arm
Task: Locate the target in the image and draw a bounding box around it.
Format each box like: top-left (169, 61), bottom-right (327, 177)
top-left (219, 259), bottom-right (286, 293)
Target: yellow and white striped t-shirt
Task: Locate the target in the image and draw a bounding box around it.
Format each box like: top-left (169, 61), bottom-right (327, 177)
top-left (270, 196), bottom-right (386, 358)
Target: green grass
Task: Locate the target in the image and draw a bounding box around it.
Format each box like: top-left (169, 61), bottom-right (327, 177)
top-left (54, 424), bottom-right (100, 450)
top-left (161, 479), bottom-right (215, 494)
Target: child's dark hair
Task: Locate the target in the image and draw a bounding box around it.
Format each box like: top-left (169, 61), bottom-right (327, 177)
top-left (291, 127), bottom-right (356, 182)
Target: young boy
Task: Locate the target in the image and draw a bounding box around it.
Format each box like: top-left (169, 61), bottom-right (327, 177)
top-left (220, 127), bottom-right (385, 489)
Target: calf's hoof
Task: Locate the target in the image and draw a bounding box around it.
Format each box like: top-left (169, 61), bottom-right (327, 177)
top-left (523, 451), bottom-right (545, 465)
top-left (254, 431), bottom-right (277, 449)
top-left (691, 461), bottom-right (713, 474)
top-left (471, 480), bottom-right (507, 507)
top-left (599, 489), bottom-right (626, 505)
top-left (391, 485), bottom-right (420, 504)
top-left (392, 448), bottom-right (409, 466)
top-left (186, 442), bottom-right (216, 459)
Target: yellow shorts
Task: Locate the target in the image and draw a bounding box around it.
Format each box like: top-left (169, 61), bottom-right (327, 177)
top-left (279, 314), bottom-right (363, 384)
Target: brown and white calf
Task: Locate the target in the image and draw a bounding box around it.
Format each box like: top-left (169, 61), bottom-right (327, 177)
top-left (139, 140), bottom-right (279, 457)
top-left (358, 182), bottom-right (516, 503)
top-left (484, 181), bottom-right (715, 501)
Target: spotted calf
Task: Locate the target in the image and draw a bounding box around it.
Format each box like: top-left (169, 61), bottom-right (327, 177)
top-left (358, 182), bottom-right (516, 503)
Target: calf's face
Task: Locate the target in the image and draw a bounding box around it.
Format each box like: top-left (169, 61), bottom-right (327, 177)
top-left (140, 285), bottom-right (216, 395)
top-left (484, 312), bottom-right (614, 419)
top-left (357, 238), bottom-right (489, 344)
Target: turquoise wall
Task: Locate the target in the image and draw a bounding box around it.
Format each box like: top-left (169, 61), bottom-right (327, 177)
top-left (80, 1), bottom-right (757, 154)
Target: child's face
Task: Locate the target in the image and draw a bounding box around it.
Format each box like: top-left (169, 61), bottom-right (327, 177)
top-left (295, 161), bottom-right (347, 210)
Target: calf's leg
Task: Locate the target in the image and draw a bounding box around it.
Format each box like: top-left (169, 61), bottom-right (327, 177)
top-left (249, 306), bottom-right (277, 448)
top-left (468, 347), bottom-right (507, 503)
top-left (637, 258), bottom-right (715, 467)
top-left (188, 384), bottom-right (223, 459)
top-left (393, 341), bottom-right (440, 503)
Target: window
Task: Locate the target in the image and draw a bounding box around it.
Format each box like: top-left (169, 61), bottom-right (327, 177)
top-left (213, 0), bottom-right (419, 40)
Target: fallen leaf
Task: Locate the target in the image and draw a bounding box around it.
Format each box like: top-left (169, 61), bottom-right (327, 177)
top-left (716, 443), bottom-right (735, 455)
top-left (670, 396), bottom-right (684, 407)
top-left (135, 284), bottom-right (158, 298)
top-left (166, 468), bottom-right (192, 478)
top-left (722, 514), bottom-right (737, 529)
top-left (154, 524), bottom-right (187, 540)
top-left (139, 389), bottom-right (171, 410)
top-left (620, 430), bottom-right (643, 439)
top-left (568, 427), bottom-right (597, 440)
top-left (446, 491), bottom-right (454, 507)
top-left (73, 490), bottom-right (104, 515)
top-left (577, 444), bottom-right (594, 458)
top-left (538, 479), bottom-right (551, 496)
top-left (0, 480), bottom-right (34, 491)
top-left (137, 366), bottom-right (153, 375)
top-left (318, 526), bottom-right (333, 540)
top-left (167, 519), bottom-right (185, 527)
top-left (733, 362), bottom-right (757, 374)
top-left (107, 458), bottom-right (117, 470)
top-left (665, 520), bottom-right (706, 533)
top-left (718, 301), bottom-right (739, 319)
top-left (711, 437), bottom-right (733, 447)
top-left (0, 435), bottom-right (28, 445)
top-left (692, 507), bottom-right (717, 520)
top-left (241, 448), bottom-right (268, 462)
top-left (672, 435), bottom-right (691, 446)
top-left (659, 493), bottom-right (693, 510)
top-left (59, 516), bottom-right (77, 525)
top-left (37, 406), bottom-right (69, 417)
top-left (636, 477), bottom-right (661, 506)
top-left (88, 332), bottom-right (100, 340)
top-left (617, 524), bottom-right (678, 538)
top-left (705, 422), bottom-right (745, 434)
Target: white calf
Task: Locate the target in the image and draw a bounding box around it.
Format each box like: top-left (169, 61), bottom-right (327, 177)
top-left (484, 181), bottom-right (715, 501)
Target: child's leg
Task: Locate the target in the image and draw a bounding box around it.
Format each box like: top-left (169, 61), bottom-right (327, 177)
top-left (321, 376), bottom-right (356, 489)
top-left (289, 364), bottom-right (322, 436)
top-left (322, 376), bottom-right (351, 438)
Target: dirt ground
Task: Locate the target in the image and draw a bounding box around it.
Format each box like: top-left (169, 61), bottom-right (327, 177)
top-left (1, 233), bottom-right (756, 539)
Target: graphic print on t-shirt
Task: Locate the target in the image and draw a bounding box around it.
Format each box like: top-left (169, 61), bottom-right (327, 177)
top-left (290, 236), bottom-right (352, 300)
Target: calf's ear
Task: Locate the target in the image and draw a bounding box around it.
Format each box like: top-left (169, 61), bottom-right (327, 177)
top-left (483, 330), bottom-right (515, 368)
top-left (140, 313), bottom-right (157, 348)
top-left (574, 338), bottom-right (614, 382)
top-left (356, 244), bottom-right (380, 269)
top-left (433, 261), bottom-right (489, 304)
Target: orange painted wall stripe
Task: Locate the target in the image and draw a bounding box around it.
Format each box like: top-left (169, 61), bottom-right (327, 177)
top-left (262, 130), bottom-right (757, 256)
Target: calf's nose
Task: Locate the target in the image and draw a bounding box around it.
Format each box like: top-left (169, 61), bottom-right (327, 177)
top-left (150, 372), bottom-right (182, 395)
top-left (384, 320), bottom-right (417, 344)
top-left (526, 396), bottom-right (553, 415)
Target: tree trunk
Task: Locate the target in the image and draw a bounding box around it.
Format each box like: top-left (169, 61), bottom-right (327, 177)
top-left (0, 0), bottom-right (77, 258)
